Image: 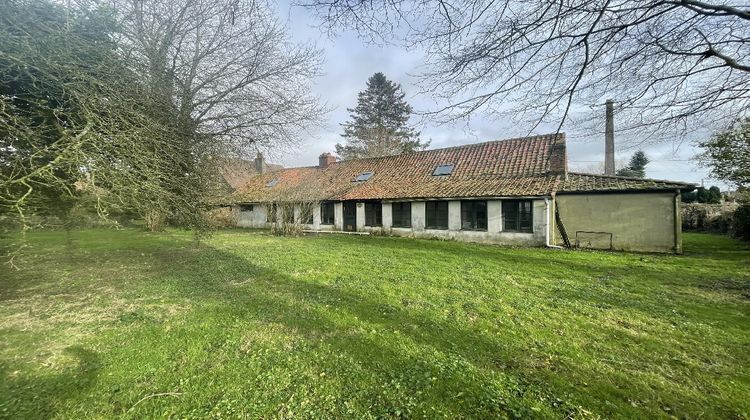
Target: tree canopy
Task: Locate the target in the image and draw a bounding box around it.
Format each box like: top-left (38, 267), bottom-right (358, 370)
top-left (337, 72), bottom-right (427, 160)
top-left (1, 0), bottom-right (323, 233)
top-left (699, 118), bottom-right (750, 189)
top-left (301, 0), bottom-right (749, 144)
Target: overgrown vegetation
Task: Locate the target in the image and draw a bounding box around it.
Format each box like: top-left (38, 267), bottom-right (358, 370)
top-left (1, 0), bottom-right (323, 234)
top-left (1, 230), bottom-right (748, 418)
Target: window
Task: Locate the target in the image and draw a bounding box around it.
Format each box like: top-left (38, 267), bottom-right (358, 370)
top-left (365, 202), bottom-right (382, 227)
top-left (239, 204), bottom-right (254, 212)
top-left (354, 171), bottom-right (374, 182)
top-left (266, 179), bottom-right (278, 187)
top-left (321, 202), bottom-right (335, 225)
top-left (461, 200), bottom-right (488, 231)
top-left (266, 203), bottom-right (277, 223)
top-left (502, 200), bottom-right (533, 232)
top-left (391, 202), bottom-right (411, 228)
top-left (425, 201), bottom-right (449, 229)
top-left (432, 164), bottom-right (455, 176)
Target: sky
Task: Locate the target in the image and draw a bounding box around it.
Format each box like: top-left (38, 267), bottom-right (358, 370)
top-left (272, 2), bottom-right (727, 190)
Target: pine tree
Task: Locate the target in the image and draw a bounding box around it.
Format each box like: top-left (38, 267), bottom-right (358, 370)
top-left (696, 187), bottom-right (710, 203)
top-left (708, 186), bottom-right (722, 204)
top-left (336, 72), bottom-right (428, 159)
top-left (616, 150), bottom-right (650, 178)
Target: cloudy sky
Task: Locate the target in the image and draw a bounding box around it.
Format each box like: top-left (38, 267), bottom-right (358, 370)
top-left (272, 1), bottom-right (725, 189)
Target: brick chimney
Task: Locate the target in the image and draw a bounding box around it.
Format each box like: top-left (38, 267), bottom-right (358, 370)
top-left (548, 134), bottom-right (568, 178)
top-left (254, 152), bottom-right (264, 174)
top-left (318, 152), bottom-right (336, 169)
top-left (604, 99), bottom-right (615, 176)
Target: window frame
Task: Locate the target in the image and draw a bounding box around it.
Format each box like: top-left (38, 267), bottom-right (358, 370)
top-left (354, 171), bottom-right (374, 182)
top-left (320, 202), bottom-right (335, 225)
top-left (391, 202), bottom-right (412, 228)
top-left (432, 163), bottom-right (455, 176)
top-left (460, 200), bottom-right (488, 231)
top-left (364, 201), bottom-right (382, 227)
top-left (502, 200), bottom-right (533, 233)
top-left (425, 201), bottom-right (449, 230)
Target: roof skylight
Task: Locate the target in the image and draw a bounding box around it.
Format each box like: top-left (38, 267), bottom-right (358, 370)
top-left (265, 179), bottom-right (278, 187)
top-left (354, 171), bottom-right (374, 182)
top-left (432, 164), bottom-right (455, 176)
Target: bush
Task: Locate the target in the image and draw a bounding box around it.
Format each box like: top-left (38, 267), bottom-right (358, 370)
top-left (682, 203), bottom-right (734, 233)
top-left (732, 204), bottom-right (750, 241)
top-left (205, 206), bottom-right (239, 229)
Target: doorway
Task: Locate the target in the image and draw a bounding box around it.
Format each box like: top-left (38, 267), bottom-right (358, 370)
top-left (343, 201), bottom-right (357, 232)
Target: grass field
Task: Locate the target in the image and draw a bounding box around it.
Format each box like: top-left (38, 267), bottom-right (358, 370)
top-left (0, 229), bottom-right (748, 418)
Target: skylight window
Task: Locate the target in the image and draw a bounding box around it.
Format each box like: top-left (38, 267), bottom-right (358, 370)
top-left (265, 179), bottom-right (278, 187)
top-left (354, 171), bottom-right (374, 182)
top-left (432, 164), bottom-right (455, 176)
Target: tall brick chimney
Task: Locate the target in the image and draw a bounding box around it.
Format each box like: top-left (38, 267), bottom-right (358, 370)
top-left (604, 99), bottom-right (615, 176)
top-left (254, 152), bottom-right (264, 174)
top-left (319, 152), bottom-right (336, 169)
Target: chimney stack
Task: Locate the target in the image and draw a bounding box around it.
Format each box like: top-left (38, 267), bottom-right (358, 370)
top-left (547, 134), bottom-right (568, 178)
top-left (604, 99), bottom-right (615, 176)
top-left (319, 152), bottom-right (336, 169)
top-left (254, 152), bottom-right (265, 174)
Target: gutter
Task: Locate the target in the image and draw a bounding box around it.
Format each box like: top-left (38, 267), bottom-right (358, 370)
top-left (544, 197), bottom-right (564, 249)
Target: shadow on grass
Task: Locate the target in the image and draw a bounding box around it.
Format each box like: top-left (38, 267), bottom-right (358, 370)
top-left (129, 237), bottom-right (739, 417)
top-left (2, 230), bottom-right (747, 417)
top-left (0, 346), bottom-right (101, 418)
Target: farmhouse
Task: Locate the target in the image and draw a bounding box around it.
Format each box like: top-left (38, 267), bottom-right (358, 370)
top-left (231, 133), bottom-right (694, 253)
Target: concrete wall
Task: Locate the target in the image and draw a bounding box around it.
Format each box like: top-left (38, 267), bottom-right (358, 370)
top-left (334, 202), bottom-right (343, 231)
top-left (555, 192), bottom-right (677, 253)
top-left (382, 202), bottom-right (392, 229)
top-left (236, 205), bottom-right (268, 228)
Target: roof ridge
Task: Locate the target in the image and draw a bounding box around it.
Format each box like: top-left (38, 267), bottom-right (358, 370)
top-left (329, 132), bottom-right (565, 166)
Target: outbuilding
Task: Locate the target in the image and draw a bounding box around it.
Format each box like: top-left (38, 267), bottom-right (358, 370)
top-left (232, 133), bottom-right (694, 253)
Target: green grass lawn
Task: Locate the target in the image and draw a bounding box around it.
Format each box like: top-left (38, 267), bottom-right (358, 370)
top-left (1, 230), bottom-right (748, 418)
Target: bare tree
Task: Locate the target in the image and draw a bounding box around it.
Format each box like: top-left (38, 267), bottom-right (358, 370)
top-left (110, 0), bottom-right (326, 227)
top-left (299, 0), bottom-right (749, 145)
top-left (114, 0), bottom-right (325, 156)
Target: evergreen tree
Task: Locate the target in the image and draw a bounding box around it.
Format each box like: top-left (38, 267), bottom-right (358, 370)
top-left (337, 73), bottom-right (428, 159)
top-left (681, 191), bottom-right (697, 203)
top-left (696, 187), bottom-right (710, 203)
top-left (708, 186), bottom-right (722, 204)
top-left (616, 150), bottom-right (650, 178)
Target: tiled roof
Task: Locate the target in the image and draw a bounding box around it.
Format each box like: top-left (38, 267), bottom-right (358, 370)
top-left (559, 173), bottom-right (695, 193)
top-left (232, 133), bottom-right (695, 202)
top-left (218, 158), bottom-right (283, 189)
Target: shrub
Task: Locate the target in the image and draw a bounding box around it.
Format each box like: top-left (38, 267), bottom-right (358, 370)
top-left (732, 204), bottom-right (750, 241)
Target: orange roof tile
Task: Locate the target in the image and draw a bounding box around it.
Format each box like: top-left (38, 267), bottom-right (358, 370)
top-left (231, 133), bottom-right (695, 203)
